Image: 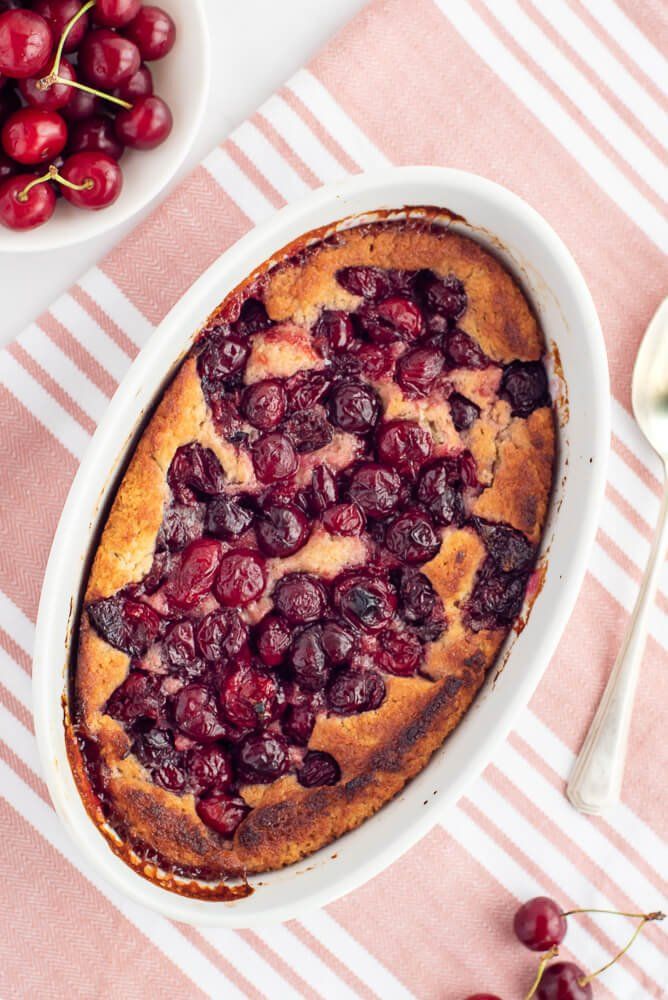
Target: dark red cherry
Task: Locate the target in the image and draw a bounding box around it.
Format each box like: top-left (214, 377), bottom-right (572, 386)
top-left (205, 495), bottom-right (253, 539)
top-left (60, 151), bottom-right (123, 211)
top-left (445, 328), bottom-right (492, 370)
top-left (196, 791), bottom-right (249, 836)
top-left (236, 731), bottom-right (290, 784)
top-left (0, 10), bottom-right (52, 79)
top-left (344, 341), bottom-right (395, 381)
top-left (174, 683), bottom-right (227, 742)
top-left (252, 432), bottom-right (298, 483)
top-left (164, 537), bottom-right (221, 610)
top-left (273, 573), bottom-right (328, 624)
top-left (219, 659), bottom-right (280, 729)
top-left (88, 594), bottom-right (160, 656)
top-left (322, 502), bottom-right (365, 536)
top-left (329, 380), bottom-right (380, 434)
top-left (256, 502), bottom-right (310, 557)
top-left (417, 459), bottom-right (465, 527)
top-left (376, 420), bottom-right (433, 478)
top-left (214, 548), bottom-right (266, 607)
top-left (283, 409), bottom-right (333, 454)
top-left (320, 619), bottom-right (355, 664)
top-left (0, 172), bottom-right (55, 229)
top-left (2, 108), bottom-right (66, 164)
top-left (348, 462), bottom-right (401, 518)
top-left (376, 296), bottom-right (423, 339)
top-left (285, 369), bottom-right (329, 411)
top-left (198, 332), bottom-right (249, 383)
top-left (94, 0), bottom-right (142, 28)
top-left (336, 265), bottom-right (397, 299)
top-left (196, 608), bottom-right (247, 662)
top-left (164, 620), bottom-right (196, 668)
top-left (32, 0), bottom-right (88, 53)
top-left (333, 570), bottom-right (396, 632)
top-left (535, 963), bottom-right (591, 1000)
top-left (378, 626), bottom-right (423, 676)
top-left (67, 113), bottom-right (124, 160)
top-left (282, 700), bottom-right (317, 746)
top-left (310, 465), bottom-right (338, 513)
top-left (513, 896), bottom-right (567, 952)
top-left (449, 392), bottom-right (480, 431)
top-left (385, 507), bottom-right (441, 564)
top-left (168, 443), bottom-right (226, 504)
top-left (466, 558), bottom-right (527, 632)
top-left (255, 614), bottom-right (292, 666)
top-left (289, 625), bottom-right (329, 691)
top-left (114, 93), bottom-right (172, 150)
top-left (417, 270), bottom-right (467, 320)
top-left (327, 668), bottom-right (386, 714)
top-left (473, 518), bottom-right (535, 574)
top-left (397, 569), bottom-right (437, 623)
top-left (157, 502), bottom-right (204, 551)
top-left (230, 295), bottom-right (272, 337)
top-left (62, 87), bottom-right (101, 122)
top-left (241, 378), bottom-right (286, 430)
top-left (396, 346), bottom-right (443, 396)
top-left (187, 743), bottom-right (233, 794)
top-left (80, 28), bottom-right (141, 89)
top-left (123, 4), bottom-right (176, 60)
top-left (19, 58), bottom-right (75, 111)
top-left (298, 750), bottom-right (340, 787)
top-left (314, 309), bottom-right (354, 354)
top-left (107, 671), bottom-right (164, 726)
top-left (500, 361), bottom-right (549, 417)
top-left (113, 62), bottom-right (153, 101)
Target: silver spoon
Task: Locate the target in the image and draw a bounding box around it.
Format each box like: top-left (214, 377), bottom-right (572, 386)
top-left (567, 296), bottom-right (668, 815)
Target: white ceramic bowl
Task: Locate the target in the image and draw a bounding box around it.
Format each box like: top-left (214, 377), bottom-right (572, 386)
top-left (0, 0), bottom-right (210, 252)
top-left (33, 167), bottom-right (610, 926)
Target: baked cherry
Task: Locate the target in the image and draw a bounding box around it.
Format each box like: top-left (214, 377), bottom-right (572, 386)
top-left (376, 419), bottom-right (433, 478)
top-left (449, 392), bottom-right (480, 430)
top-left (513, 896), bottom-right (567, 951)
top-left (378, 626), bottom-right (423, 675)
top-left (256, 502), bottom-right (310, 557)
top-left (94, 0), bottom-right (142, 28)
top-left (285, 369), bottom-right (329, 411)
top-left (157, 502), bottom-right (204, 550)
top-left (0, 9), bottom-right (52, 79)
top-left (320, 619), bottom-right (355, 664)
top-left (282, 700), bottom-right (317, 746)
top-left (273, 573), bottom-right (328, 624)
top-left (196, 791), bottom-right (249, 836)
top-left (345, 341), bottom-right (395, 380)
top-left (32, 0), bottom-right (89, 53)
top-left (174, 683), bottom-right (227, 742)
top-left (214, 548), bottom-right (267, 606)
top-left (535, 963), bottom-right (591, 1000)
top-left (255, 613), bottom-right (292, 666)
top-left (283, 409), bottom-right (333, 454)
top-left (19, 58), bottom-right (75, 111)
top-left (500, 360), bottom-right (549, 417)
top-left (60, 151), bottom-right (123, 210)
top-left (236, 730), bottom-right (289, 784)
top-left (219, 659), bottom-right (281, 729)
top-left (2, 108), bottom-right (67, 164)
top-left (327, 668), bottom-right (386, 714)
top-left (333, 570), bottom-right (396, 632)
top-left (195, 607), bottom-right (247, 662)
top-left (329, 380), bottom-right (380, 433)
top-left (385, 507), bottom-right (440, 564)
top-left (289, 625), bottom-right (329, 691)
top-left (322, 502), bottom-right (365, 536)
top-left (417, 270), bottom-right (467, 320)
top-left (123, 4), bottom-right (176, 60)
top-left (336, 265), bottom-right (396, 299)
top-left (68, 114), bottom-right (124, 161)
top-left (187, 743), bottom-right (234, 794)
top-left (0, 172), bottom-right (55, 229)
top-left (164, 537), bottom-right (222, 610)
top-left (445, 329), bottom-right (492, 370)
top-left (205, 494), bottom-right (253, 539)
top-left (298, 751), bottom-right (340, 787)
top-left (473, 518), bottom-right (535, 574)
top-left (88, 593), bottom-right (160, 656)
top-left (115, 93), bottom-right (172, 149)
top-left (232, 296), bottom-right (272, 337)
top-left (347, 462), bottom-right (401, 518)
top-left (168, 442), bottom-right (225, 504)
top-left (396, 346), bottom-right (443, 396)
top-left (113, 62), bottom-right (152, 101)
top-left (417, 458), bottom-right (466, 526)
top-left (80, 27), bottom-right (141, 89)
top-left (466, 558), bottom-right (527, 632)
top-left (314, 309), bottom-right (354, 354)
top-left (241, 378), bottom-right (286, 430)
top-left (198, 332), bottom-right (249, 383)
top-left (164, 620), bottom-right (196, 668)
top-left (310, 465), bottom-right (337, 512)
top-left (106, 670), bottom-right (164, 724)
top-left (252, 432), bottom-right (298, 483)
top-left (397, 569), bottom-right (437, 623)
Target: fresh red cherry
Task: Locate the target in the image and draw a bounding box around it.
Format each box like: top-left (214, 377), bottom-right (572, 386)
top-left (113, 62), bottom-right (152, 101)
top-left (114, 93), bottom-right (172, 150)
top-left (214, 548), bottom-right (267, 607)
top-left (0, 171), bottom-right (55, 229)
top-left (67, 114), bottom-right (124, 160)
top-left (124, 5), bottom-right (176, 60)
top-left (535, 963), bottom-right (591, 1000)
top-left (32, 0), bottom-right (89, 54)
top-left (2, 108), bottom-right (67, 164)
top-left (79, 28), bottom-right (141, 89)
top-left (0, 10), bottom-right (52, 79)
top-left (60, 151), bottom-right (123, 210)
top-left (19, 58), bottom-right (75, 111)
top-left (513, 897), bottom-right (567, 952)
top-left (196, 791), bottom-right (248, 836)
top-left (94, 0), bottom-right (142, 28)
top-left (61, 86), bottom-right (101, 122)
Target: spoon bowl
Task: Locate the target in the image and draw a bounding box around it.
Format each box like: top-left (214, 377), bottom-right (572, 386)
top-left (632, 297), bottom-right (668, 462)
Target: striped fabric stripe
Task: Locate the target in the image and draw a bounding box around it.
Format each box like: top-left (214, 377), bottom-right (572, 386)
top-left (1, 1), bottom-right (666, 997)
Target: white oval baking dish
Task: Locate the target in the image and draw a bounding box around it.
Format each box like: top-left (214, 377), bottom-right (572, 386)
top-left (33, 166), bottom-right (609, 926)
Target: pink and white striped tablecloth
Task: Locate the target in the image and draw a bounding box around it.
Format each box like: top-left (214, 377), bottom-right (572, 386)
top-left (1, 0), bottom-right (666, 997)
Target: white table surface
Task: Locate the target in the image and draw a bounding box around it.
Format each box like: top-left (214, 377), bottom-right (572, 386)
top-left (0, 0), bottom-right (367, 348)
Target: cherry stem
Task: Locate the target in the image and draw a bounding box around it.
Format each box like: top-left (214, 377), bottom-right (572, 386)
top-left (18, 164), bottom-right (94, 202)
top-left (46, 0), bottom-right (96, 80)
top-left (562, 907), bottom-right (665, 920)
top-left (524, 946), bottom-right (559, 1000)
top-left (578, 912), bottom-right (665, 987)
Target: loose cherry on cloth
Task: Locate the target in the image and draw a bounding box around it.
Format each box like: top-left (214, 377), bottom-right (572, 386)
top-left (514, 896), bottom-right (567, 951)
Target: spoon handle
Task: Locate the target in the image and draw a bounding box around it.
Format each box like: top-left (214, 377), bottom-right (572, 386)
top-left (567, 478), bottom-right (668, 815)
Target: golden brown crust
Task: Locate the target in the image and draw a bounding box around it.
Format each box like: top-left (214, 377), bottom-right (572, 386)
top-left (74, 219), bottom-right (555, 884)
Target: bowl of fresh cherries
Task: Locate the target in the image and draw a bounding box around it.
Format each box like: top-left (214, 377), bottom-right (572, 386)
top-left (0, 0), bottom-right (209, 249)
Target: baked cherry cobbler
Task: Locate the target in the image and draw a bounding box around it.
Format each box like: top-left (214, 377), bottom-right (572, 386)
top-left (71, 217), bottom-right (555, 890)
